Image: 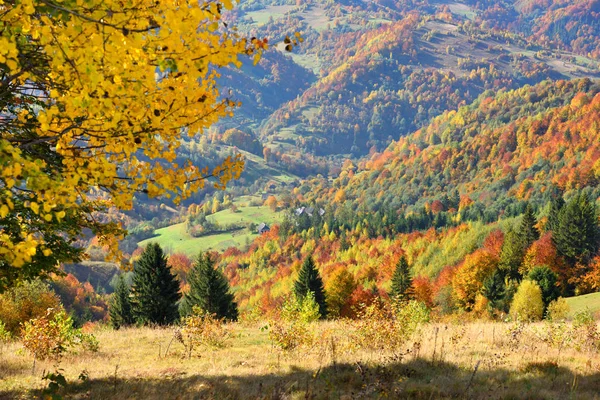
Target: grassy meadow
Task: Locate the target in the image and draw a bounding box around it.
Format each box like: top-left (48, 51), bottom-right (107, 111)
top-left (566, 292), bottom-right (600, 319)
top-left (138, 204), bottom-right (280, 256)
top-left (2, 320), bottom-right (600, 399)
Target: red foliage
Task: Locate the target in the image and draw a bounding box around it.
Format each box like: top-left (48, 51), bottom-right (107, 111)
top-left (412, 276), bottom-right (434, 308)
top-left (483, 229), bottom-right (505, 258)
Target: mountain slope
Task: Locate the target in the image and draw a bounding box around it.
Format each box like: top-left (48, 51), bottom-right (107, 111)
top-left (306, 78), bottom-right (600, 217)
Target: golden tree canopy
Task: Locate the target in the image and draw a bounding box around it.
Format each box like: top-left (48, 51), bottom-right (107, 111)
top-left (0, 0), bottom-right (270, 289)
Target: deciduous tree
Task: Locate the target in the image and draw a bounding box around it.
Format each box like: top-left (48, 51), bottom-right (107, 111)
top-left (0, 0), bottom-right (269, 290)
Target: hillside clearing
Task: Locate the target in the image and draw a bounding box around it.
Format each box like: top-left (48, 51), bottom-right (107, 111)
top-left (138, 206), bottom-right (280, 256)
top-left (566, 292), bottom-right (600, 318)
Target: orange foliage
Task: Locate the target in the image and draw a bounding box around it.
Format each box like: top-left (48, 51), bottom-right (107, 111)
top-left (483, 229), bottom-right (504, 258)
top-left (412, 276), bottom-right (434, 308)
top-left (167, 253), bottom-right (193, 282)
top-left (452, 250), bottom-right (499, 310)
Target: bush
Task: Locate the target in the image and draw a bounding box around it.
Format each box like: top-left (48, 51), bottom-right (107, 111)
top-left (0, 280), bottom-right (61, 335)
top-left (280, 293), bottom-right (320, 324)
top-left (21, 309), bottom-right (98, 362)
top-left (509, 280), bottom-right (544, 322)
top-left (573, 308), bottom-right (595, 328)
top-left (394, 300), bottom-right (430, 337)
top-left (0, 321), bottom-right (11, 342)
top-left (545, 297), bottom-right (570, 321)
top-left (179, 307), bottom-right (230, 358)
top-left (267, 294), bottom-right (318, 353)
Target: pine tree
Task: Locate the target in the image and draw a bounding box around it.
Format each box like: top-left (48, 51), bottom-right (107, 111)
top-left (482, 269), bottom-right (507, 313)
top-left (294, 255), bottom-right (327, 318)
top-left (109, 274), bottom-right (134, 329)
top-left (179, 252), bottom-right (238, 320)
top-left (528, 266), bottom-right (560, 310)
top-left (519, 204), bottom-right (539, 249)
top-left (499, 229), bottom-right (525, 281)
top-left (390, 255), bottom-right (412, 301)
top-left (552, 193), bottom-right (600, 268)
top-left (546, 196), bottom-right (565, 233)
top-left (130, 243), bottom-right (181, 325)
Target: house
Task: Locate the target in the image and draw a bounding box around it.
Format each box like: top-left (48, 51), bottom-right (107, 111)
top-left (257, 223), bottom-right (270, 234)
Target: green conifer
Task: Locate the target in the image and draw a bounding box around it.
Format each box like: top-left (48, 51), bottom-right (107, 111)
top-left (528, 266), bottom-right (560, 310)
top-left (546, 196), bottom-right (565, 233)
top-left (519, 204), bottom-right (539, 249)
top-left (499, 228), bottom-right (525, 281)
top-left (179, 252), bottom-right (238, 320)
top-left (109, 274), bottom-right (134, 329)
top-left (294, 255), bottom-right (327, 318)
top-left (482, 269), bottom-right (507, 313)
top-left (552, 193), bottom-right (599, 267)
top-left (130, 243), bottom-right (181, 325)
top-left (390, 255), bottom-right (413, 301)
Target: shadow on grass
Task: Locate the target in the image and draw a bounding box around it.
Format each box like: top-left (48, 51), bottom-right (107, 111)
top-left (2, 357), bottom-right (600, 399)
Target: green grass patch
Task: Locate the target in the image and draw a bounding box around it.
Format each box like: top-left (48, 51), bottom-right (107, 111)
top-left (245, 5), bottom-right (294, 26)
top-left (138, 206), bottom-right (280, 256)
top-left (565, 292), bottom-right (600, 318)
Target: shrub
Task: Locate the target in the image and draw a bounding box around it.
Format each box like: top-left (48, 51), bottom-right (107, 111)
top-left (509, 280), bottom-right (544, 322)
top-left (573, 308), bottom-right (595, 328)
top-left (545, 297), bottom-right (570, 321)
top-left (21, 308), bottom-right (98, 362)
top-left (0, 320), bottom-right (11, 342)
top-left (571, 308), bottom-right (600, 352)
top-left (280, 293), bottom-right (320, 324)
top-left (0, 280), bottom-right (60, 335)
top-left (267, 321), bottom-right (312, 352)
top-left (268, 294), bottom-right (318, 353)
top-left (395, 300), bottom-right (430, 335)
top-left (179, 306), bottom-right (230, 358)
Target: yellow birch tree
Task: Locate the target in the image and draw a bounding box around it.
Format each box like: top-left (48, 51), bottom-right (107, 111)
top-left (0, 0), bottom-right (281, 290)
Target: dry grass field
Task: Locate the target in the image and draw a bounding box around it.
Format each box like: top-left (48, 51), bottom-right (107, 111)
top-left (1, 320), bottom-right (600, 399)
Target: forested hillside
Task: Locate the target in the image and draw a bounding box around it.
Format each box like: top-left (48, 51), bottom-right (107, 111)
top-left (212, 79), bottom-right (600, 316)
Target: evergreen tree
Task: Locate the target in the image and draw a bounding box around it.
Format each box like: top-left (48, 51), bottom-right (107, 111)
top-left (519, 204), bottom-right (539, 249)
top-left (130, 243), bottom-right (181, 325)
top-left (482, 269), bottom-right (507, 313)
top-left (109, 274), bottom-right (134, 329)
top-left (528, 266), bottom-right (560, 310)
top-left (552, 193), bottom-right (600, 268)
top-left (294, 255), bottom-right (327, 318)
top-left (498, 229), bottom-right (525, 281)
top-left (546, 196), bottom-right (565, 233)
top-left (179, 252), bottom-right (238, 320)
top-left (390, 255), bottom-right (413, 301)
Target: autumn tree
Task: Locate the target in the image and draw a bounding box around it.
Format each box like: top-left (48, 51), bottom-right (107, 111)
top-left (0, 0), bottom-right (271, 290)
top-left (452, 250), bottom-right (498, 310)
top-left (179, 252), bottom-right (238, 321)
top-left (390, 255), bottom-right (412, 302)
top-left (130, 244), bottom-right (180, 325)
top-left (294, 255), bottom-right (327, 318)
top-left (509, 280), bottom-right (544, 322)
top-left (109, 275), bottom-right (134, 330)
top-left (265, 196), bottom-right (278, 212)
top-left (325, 268), bottom-right (356, 318)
